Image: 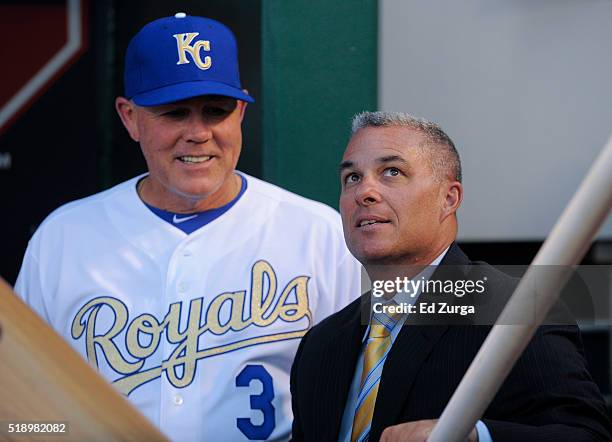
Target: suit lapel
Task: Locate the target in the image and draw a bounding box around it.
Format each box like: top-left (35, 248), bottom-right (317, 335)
top-left (370, 325), bottom-right (449, 439)
top-left (314, 301), bottom-right (366, 440)
top-left (369, 243), bottom-right (470, 438)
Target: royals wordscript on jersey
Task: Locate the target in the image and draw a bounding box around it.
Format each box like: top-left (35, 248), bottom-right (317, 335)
top-left (15, 172), bottom-right (362, 442)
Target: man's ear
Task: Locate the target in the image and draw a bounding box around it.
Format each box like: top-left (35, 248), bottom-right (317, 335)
top-left (237, 90), bottom-right (249, 122)
top-left (115, 97), bottom-right (140, 142)
top-left (441, 181), bottom-right (463, 222)
top-left (237, 100), bottom-right (248, 123)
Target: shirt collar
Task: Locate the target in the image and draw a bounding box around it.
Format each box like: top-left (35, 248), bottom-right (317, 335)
top-left (385, 245), bottom-right (449, 305)
top-left (363, 246), bottom-right (450, 342)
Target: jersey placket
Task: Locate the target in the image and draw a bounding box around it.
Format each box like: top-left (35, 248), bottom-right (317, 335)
top-left (160, 238), bottom-right (202, 442)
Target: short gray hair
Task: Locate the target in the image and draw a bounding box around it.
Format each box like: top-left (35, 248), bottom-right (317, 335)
top-left (351, 111), bottom-right (462, 183)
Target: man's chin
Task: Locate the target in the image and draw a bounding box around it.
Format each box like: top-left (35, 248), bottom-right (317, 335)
top-left (173, 178), bottom-right (224, 200)
top-left (351, 248), bottom-right (395, 266)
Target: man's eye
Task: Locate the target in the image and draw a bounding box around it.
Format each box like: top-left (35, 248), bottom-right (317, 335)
top-left (203, 98), bottom-right (237, 118)
top-left (344, 173), bottom-right (360, 184)
top-left (383, 167), bottom-right (400, 177)
top-left (203, 106), bottom-right (231, 117)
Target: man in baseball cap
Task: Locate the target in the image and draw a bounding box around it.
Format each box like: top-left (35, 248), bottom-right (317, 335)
top-left (114, 12), bottom-right (254, 215)
top-left (15, 12), bottom-right (362, 442)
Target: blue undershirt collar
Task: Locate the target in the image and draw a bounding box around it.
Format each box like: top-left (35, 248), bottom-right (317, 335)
top-left (141, 174), bottom-right (247, 234)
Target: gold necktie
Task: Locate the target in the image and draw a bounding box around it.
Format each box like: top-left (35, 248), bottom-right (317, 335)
top-left (350, 311), bottom-right (401, 442)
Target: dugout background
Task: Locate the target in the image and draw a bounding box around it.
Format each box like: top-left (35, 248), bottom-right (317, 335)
top-left (0, 0), bottom-right (377, 285)
top-left (1, 0), bottom-right (611, 413)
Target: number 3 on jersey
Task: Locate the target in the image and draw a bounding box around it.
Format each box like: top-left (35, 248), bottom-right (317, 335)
top-left (236, 365), bottom-right (275, 440)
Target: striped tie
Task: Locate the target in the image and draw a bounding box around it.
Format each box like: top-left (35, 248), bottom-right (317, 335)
top-left (350, 311), bottom-right (402, 442)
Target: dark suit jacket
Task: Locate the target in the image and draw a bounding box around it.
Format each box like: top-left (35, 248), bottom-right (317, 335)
top-left (290, 244), bottom-right (612, 441)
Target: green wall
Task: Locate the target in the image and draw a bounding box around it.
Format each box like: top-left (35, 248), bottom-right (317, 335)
top-left (261, 0), bottom-right (377, 208)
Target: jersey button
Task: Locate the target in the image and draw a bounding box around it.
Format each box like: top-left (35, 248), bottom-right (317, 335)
top-left (178, 282), bottom-right (189, 293)
top-left (173, 394), bottom-right (183, 406)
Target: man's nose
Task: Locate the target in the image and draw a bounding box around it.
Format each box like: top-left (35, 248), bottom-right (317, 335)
top-left (184, 114), bottom-right (213, 143)
top-left (355, 176), bottom-right (382, 206)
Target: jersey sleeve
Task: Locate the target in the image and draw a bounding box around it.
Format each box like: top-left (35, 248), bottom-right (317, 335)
top-left (14, 240), bottom-right (51, 323)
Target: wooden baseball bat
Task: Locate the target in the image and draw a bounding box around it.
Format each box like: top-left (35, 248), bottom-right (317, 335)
top-left (429, 136), bottom-right (612, 441)
top-left (0, 278), bottom-right (168, 442)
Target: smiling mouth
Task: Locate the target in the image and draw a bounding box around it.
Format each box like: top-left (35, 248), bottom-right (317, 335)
top-left (177, 155), bottom-right (213, 164)
top-left (358, 219), bottom-right (390, 227)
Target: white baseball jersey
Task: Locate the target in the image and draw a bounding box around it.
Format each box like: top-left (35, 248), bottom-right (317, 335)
top-left (15, 172), bottom-right (362, 442)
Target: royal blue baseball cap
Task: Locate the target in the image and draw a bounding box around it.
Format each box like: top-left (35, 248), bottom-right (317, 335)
top-left (124, 12), bottom-right (254, 106)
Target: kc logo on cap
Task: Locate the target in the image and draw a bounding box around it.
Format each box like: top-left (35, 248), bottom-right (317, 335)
top-left (174, 33), bottom-right (212, 70)
top-left (123, 13), bottom-right (254, 106)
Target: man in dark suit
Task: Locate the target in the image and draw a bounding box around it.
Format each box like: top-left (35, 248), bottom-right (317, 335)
top-left (290, 111), bottom-right (612, 442)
